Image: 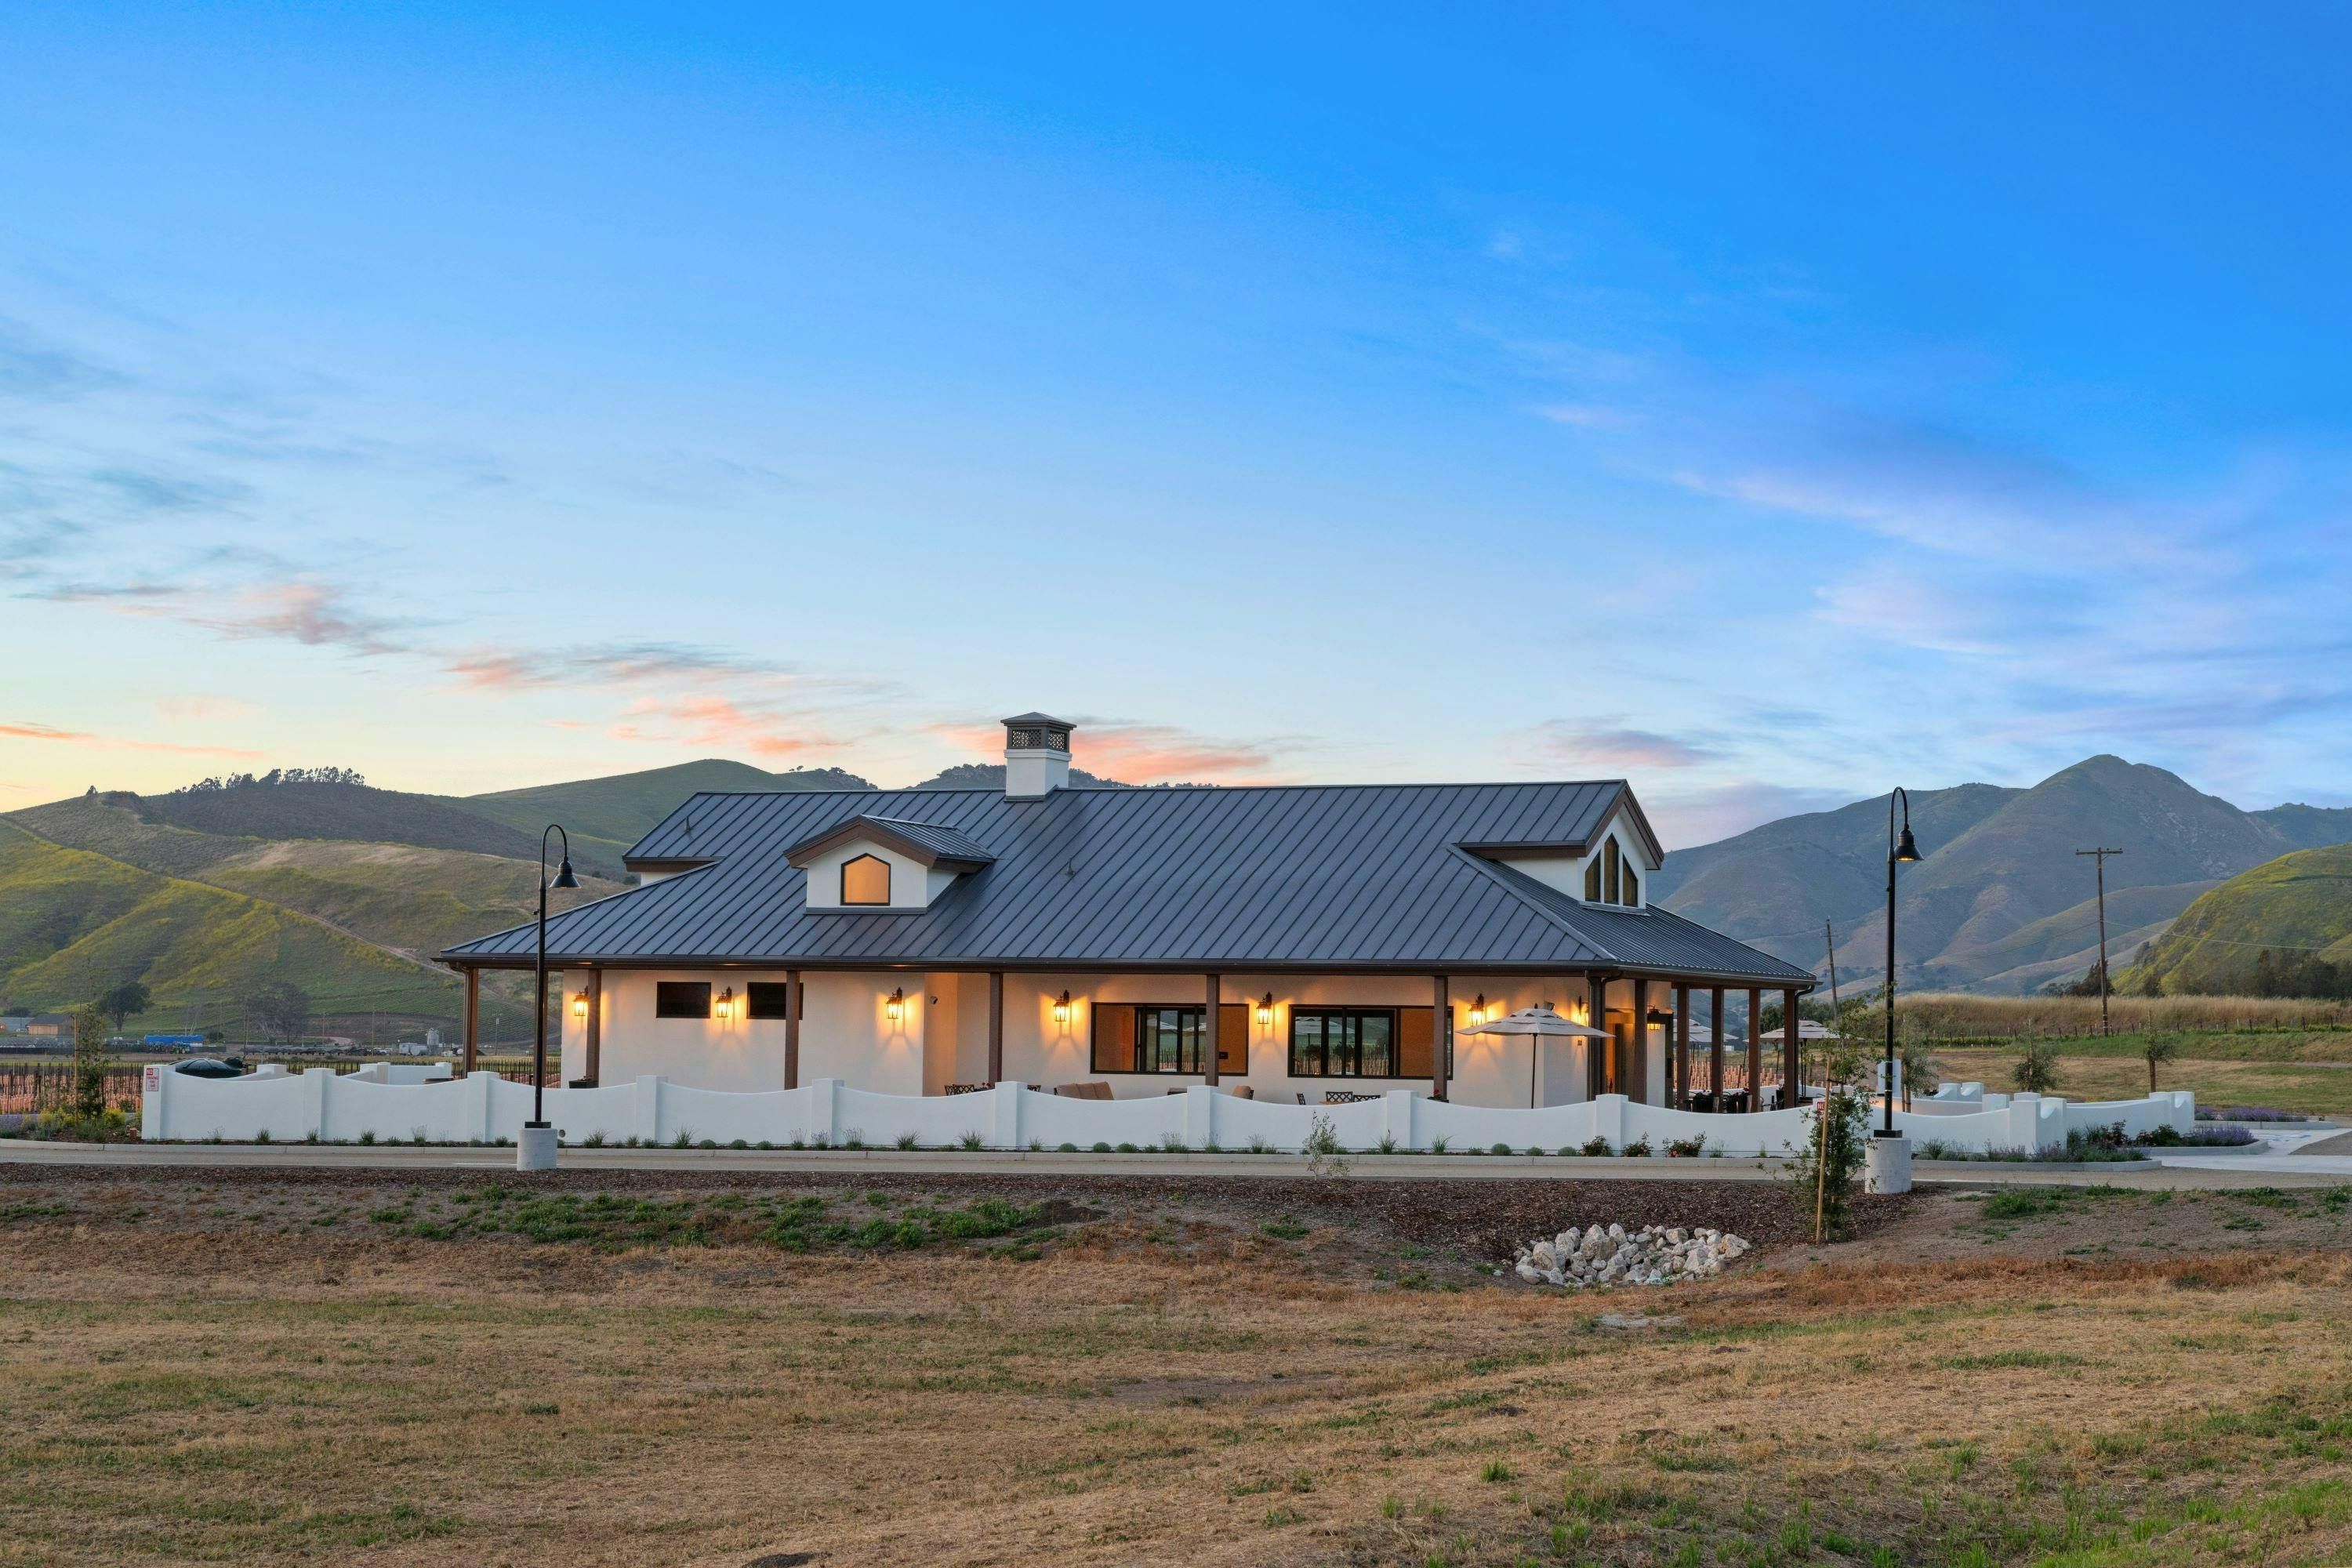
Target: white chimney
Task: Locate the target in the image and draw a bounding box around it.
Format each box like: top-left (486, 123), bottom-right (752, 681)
top-left (1002, 712), bottom-right (1074, 800)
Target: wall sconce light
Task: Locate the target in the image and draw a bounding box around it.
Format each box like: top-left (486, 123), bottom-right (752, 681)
top-left (1468, 993), bottom-right (1488, 1025)
top-left (571, 991), bottom-right (590, 1021)
top-left (886, 986), bottom-right (905, 1024)
top-left (1256, 993), bottom-right (1273, 1027)
top-left (713, 985), bottom-right (735, 1022)
top-left (1053, 990), bottom-right (1071, 1025)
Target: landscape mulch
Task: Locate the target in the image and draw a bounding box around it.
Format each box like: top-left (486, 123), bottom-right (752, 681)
top-left (1, 1160), bottom-right (1906, 1256)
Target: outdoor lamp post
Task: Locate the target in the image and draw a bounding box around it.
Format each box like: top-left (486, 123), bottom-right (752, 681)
top-left (520, 823), bottom-right (579, 1172)
top-left (1870, 789), bottom-right (1923, 1193)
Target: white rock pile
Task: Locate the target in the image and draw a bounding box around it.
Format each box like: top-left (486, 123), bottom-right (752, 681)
top-left (1512, 1222), bottom-right (1749, 1289)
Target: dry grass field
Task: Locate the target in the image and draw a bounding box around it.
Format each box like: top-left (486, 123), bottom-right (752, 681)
top-left (4, 1167), bottom-right (2350, 1568)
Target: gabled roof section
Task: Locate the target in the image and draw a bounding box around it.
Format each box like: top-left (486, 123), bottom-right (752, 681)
top-left (782, 812), bottom-right (997, 871)
top-left (1455, 786), bottom-right (1663, 866)
top-left (1468, 857), bottom-right (1815, 985)
top-left (441, 779), bottom-right (1798, 982)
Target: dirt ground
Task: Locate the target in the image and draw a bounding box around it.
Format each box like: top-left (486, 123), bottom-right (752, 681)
top-left (4, 1164), bottom-right (2349, 1567)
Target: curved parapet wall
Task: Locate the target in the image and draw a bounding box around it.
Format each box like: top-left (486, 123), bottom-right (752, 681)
top-left (139, 1066), bottom-right (2197, 1154)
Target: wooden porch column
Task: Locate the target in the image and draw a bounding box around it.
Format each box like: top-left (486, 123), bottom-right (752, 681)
top-left (1746, 988), bottom-right (1763, 1109)
top-left (1673, 984), bottom-right (1691, 1109)
top-left (1782, 988), bottom-right (1802, 1107)
top-left (1586, 974), bottom-right (1609, 1100)
top-left (462, 967), bottom-right (479, 1075)
top-left (1708, 985), bottom-right (1726, 1103)
top-left (1204, 972), bottom-right (1221, 1087)
top-left (782, 968), bottom-right (801, 1090)
top-left (1630, 977), bottom-right (1650, 1103)
top-left (987, 970), bottom-right (1004, 1084)
top-left (1432, 974), bottom-right (1449, 1102)
top-left (583, 968), bottom-right (602, 1086)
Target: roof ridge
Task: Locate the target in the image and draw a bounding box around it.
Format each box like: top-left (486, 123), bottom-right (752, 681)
top-left (666, 779), bottom-right (1633, 800)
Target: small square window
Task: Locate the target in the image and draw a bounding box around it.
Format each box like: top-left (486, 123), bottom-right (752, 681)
top-left (840, 853), bottom-right (891, 905)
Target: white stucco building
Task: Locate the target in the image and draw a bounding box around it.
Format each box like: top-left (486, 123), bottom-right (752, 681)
top-left (443, 715), bottom-right (1817, 1109)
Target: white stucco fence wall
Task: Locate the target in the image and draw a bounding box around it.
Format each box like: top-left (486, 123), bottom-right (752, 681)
top-left (140, 1066), bottom-right (2199, 1154)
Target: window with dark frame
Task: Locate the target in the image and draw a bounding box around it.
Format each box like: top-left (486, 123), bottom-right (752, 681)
top-left (1605, 838), bottom-right (1621, 904)
top-left (1584, 856), bottom-right (1602, 901)
top-left (655, 981), bottom-right (712, 1019)
top-left (1289, 1007), bottom-right (1399, 1077)
top-left (745, 982), bottom-right (802, 1021)
top-left (1131, 1005), bottom-right (1207, 1073)
top-left (1622, 866), bottom-right (1639, 907)
top-left (840, 853), bottom-right (891, 905)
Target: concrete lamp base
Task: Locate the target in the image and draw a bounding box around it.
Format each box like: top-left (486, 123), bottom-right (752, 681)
top-left (1864, 1131), bottom-right (1912, 1195)
top-left (517, 1122), bottom-right (559, 1172)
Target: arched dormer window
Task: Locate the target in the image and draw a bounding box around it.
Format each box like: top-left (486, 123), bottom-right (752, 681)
top-left (840, 853), bottom-right (891, 906)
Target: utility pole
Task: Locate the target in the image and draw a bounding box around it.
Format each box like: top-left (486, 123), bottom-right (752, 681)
top-left (2077, 848), bottom-right (2125, 1035)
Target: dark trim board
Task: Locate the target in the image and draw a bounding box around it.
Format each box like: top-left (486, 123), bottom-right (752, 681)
top-left (444, 956), bottom-right (1813, 993)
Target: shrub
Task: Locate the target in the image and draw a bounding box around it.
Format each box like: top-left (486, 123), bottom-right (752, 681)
top-left (1429, 1134), bottom-right (1450, 1154)
top-left (1247, 1135), bottom-right (1273, 1154)
top-left (358, 1130), bottom-right (376, 1145)
top-left (1377, 1133), bottom-right (1399, 1153)
top-left (1489, 1142), bottom-right (1513, 1156)
top-left (1581, 1137), bottom-right (1613, 1157)
top-left (1621, 1136), bottom-right (1653, 1158)
top-left (254, 1128), bottom-right (273, 1144)
top-left (960, 1131), bottom-right (985, 1151)
top-left (896, 1132), bottom-right (919, 1150)
top-left (1303, 1113), bottom-right (1349, 1177)
top-left (670, 1130), bottom-right (694, 1149)
top-left (728, 1138), bottom-right (748, 1150)
top-left (583, 1131), bottom-right (606, 1148)
top-left (1788, 1044), bottom-right (1872, 1240)
top-left (842, 1131), bottom-right (865, 1150)
top-left (1115, 1142), bottom-right (1141, 1153)
top-left (1092, 1141), bottom-right (1113, 1153)
top-left (2012, 1042), bottom-right (2063, 1094)
top-left (1058, 1142), bottom-right (1079, 1152)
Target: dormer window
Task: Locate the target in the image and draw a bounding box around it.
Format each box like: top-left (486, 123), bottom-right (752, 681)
top-left (840, 854), bottom-right (891, 906)
top-left (1577, 836), bottom-right (1641, 908)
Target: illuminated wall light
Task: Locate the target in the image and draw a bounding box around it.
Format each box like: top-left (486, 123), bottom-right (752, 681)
top-left (571, 992), bottom-right (589, 1021)
top-left (1468, 993), bottom-right (1488, 1025)
top-left (1255, 993), bottom-right (1273, 1028)
top-left (713, 985), bottom-right (735, 1022)
top-left (1053, 990), bottom-right (1072, 1025)
top-left (886, 986), bottom-right (906, 1024)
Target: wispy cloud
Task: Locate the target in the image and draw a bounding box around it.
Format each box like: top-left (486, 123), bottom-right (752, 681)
top-left (0, 318), bottom-right (127, 401)
top-left (1526, 719), bottom-right (1719, 771)
top-left (0, 719), bottom-right (263, 759)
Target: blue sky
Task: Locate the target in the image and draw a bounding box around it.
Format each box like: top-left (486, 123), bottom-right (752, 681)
top-left (4, 3), bottom-right (2350, 844)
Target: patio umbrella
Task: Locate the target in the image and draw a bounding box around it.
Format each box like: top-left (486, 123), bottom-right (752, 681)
top-left (1457, 1004), bottom-right (1613, 1106)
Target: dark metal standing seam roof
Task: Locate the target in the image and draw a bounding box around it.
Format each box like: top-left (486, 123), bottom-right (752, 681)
top-left (439, 782), bottom-right (1810, 985)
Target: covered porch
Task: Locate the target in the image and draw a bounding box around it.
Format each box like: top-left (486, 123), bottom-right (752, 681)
top-left (451, 962), bottom-right (1813, 1111)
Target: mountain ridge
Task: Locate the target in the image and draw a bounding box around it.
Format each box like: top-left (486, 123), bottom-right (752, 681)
top-left (1653, 755), bottom-right (2352, 993)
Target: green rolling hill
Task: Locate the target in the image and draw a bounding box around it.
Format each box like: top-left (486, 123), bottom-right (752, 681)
top-left (457, 758), bottom-right (873, 866)
top-left (2123, 845), bottom-right (2352, 995)
top-left (0, 818), bottom-right (459, 1030)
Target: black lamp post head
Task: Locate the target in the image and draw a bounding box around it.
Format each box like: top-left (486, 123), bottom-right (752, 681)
top-left (551, 858), bottom-right (580, 890)
top-left (1893, 826), bottom-right (1922, 863)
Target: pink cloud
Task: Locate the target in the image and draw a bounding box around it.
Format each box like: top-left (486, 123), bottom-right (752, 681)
top-left (0, 719), bottom-right (263, 759)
